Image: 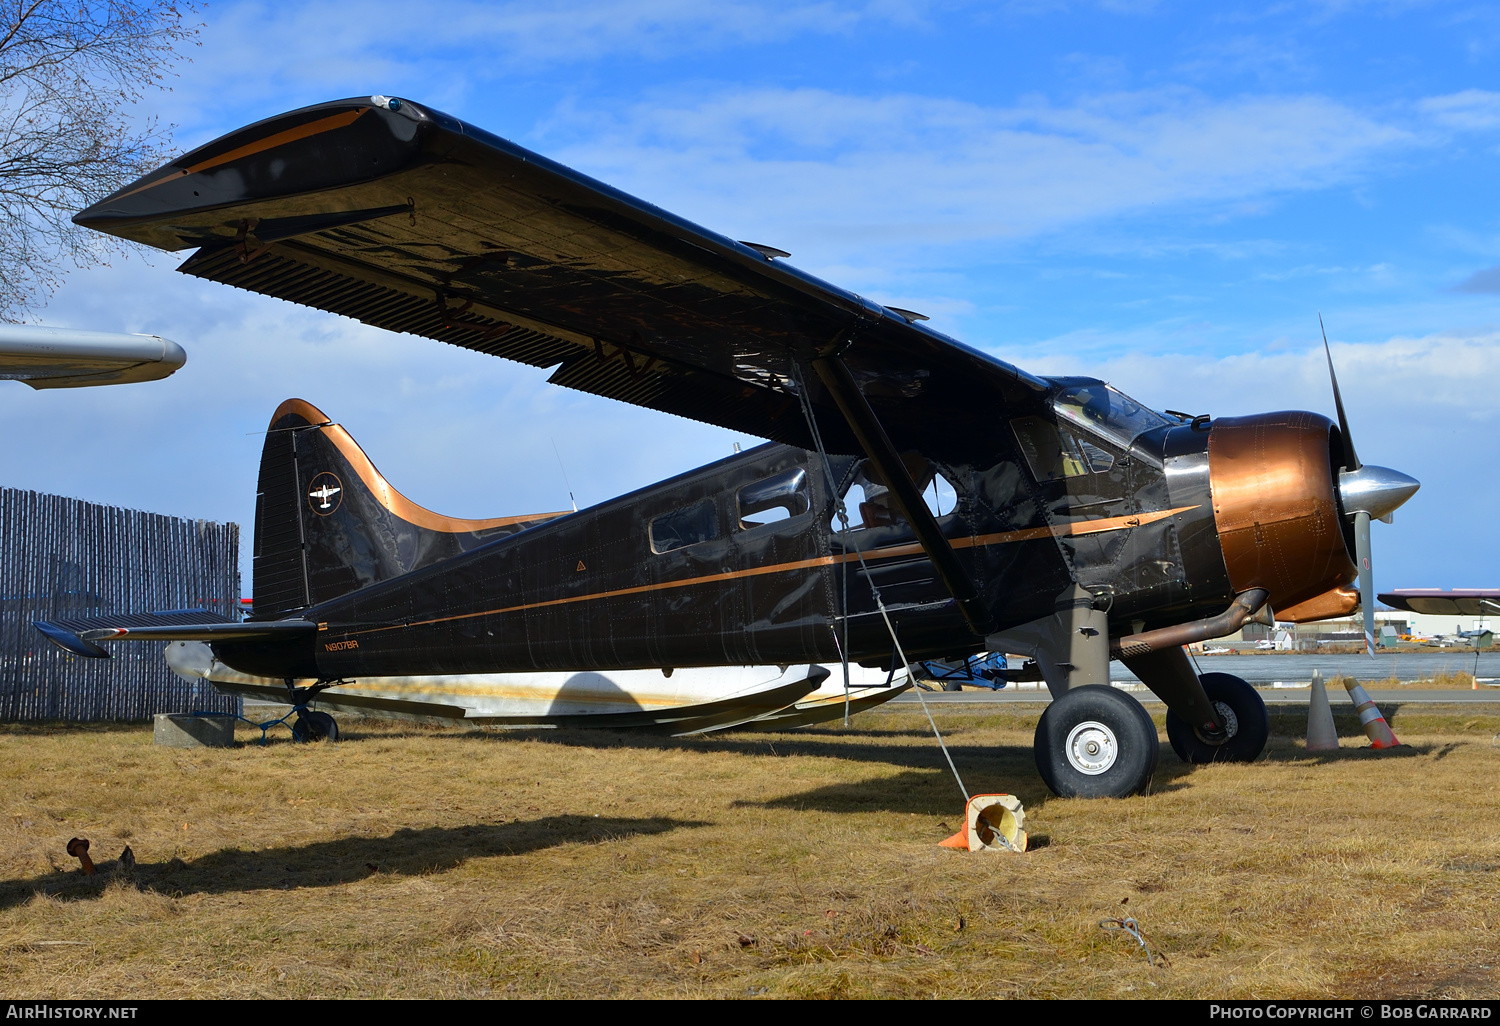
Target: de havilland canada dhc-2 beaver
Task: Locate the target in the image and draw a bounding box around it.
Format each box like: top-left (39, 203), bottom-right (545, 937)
top-left (36, 96), bottom-right (1421, 798)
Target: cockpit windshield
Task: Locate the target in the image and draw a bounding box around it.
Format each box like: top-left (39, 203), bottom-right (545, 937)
top-left (1052, 381), bottom-right (1173, 449)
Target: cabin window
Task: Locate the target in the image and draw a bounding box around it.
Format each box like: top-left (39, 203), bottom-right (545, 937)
top-left (737, 467), bottom-right (810, 529)
top-left (1010, 416), bottom-right (1115, 482)
top-left (650, 499), bottom-right (720, 553)
top-left (831, 457), bottom-right (957, 532)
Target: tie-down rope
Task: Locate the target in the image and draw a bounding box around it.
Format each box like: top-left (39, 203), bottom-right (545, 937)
top-left (789, 361), bottom-right (970, 804)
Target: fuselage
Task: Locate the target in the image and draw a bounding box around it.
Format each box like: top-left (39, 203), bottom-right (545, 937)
top-left (218, 376), bottom-right (1359, 682)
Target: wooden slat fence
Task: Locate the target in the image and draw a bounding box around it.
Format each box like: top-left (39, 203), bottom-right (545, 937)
top-left (0, 488), bottom-right (241, 721)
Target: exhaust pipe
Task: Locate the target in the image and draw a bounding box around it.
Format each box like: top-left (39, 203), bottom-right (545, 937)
top-left (1111, 589), bottom-right (1270, 661)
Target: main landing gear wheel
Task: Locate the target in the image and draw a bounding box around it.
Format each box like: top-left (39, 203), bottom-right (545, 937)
top-left (292, 710), bottom-right (339, 743)
top-left (1034, 685), bottom-right (1159, 798)
top-left (1166, 672), bottom-right (1268, 764)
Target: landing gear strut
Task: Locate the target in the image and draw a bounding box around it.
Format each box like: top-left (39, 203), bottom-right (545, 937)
top-left (1121, 648), bottom-right (1269, 764)
top-left (1165, 672), bottom-right (1267, 763)
top-left (1034, 685), bottom-right (1159, 798)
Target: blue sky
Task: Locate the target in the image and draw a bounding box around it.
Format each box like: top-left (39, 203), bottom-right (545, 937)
top-left (5, 0), bottom-right (1500, 594)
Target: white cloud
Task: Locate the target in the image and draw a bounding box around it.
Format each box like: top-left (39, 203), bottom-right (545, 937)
top-left (1419, 89), bottom-right (1500, 131)
top-left (1009, 329), bottom-right (1500, 423)
top-left (188, 0), bottom-right (926, 85)
top-left (540, 87), bottom-right (1412, 262)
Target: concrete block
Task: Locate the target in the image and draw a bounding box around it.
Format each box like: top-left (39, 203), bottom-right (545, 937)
top-left (153, 712), bottom-right (235, 748)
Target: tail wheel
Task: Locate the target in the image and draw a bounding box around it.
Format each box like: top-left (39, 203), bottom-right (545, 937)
top-left (1034, 685), bottom-right (1159, 798)
top-left (293, 710), bottom-right (339, 743)
top-left (1166, 672), bottom-right (1267, 763)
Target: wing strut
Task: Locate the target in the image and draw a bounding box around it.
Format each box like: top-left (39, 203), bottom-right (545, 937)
top-left (810, 355), bottom-right (994, 636)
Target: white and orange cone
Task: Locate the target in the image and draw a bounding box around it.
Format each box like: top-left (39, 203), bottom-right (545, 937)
top-left (939, 794), bottom-right (1028, 853)
top-left (1342, 678), bottom-right (1400, 749)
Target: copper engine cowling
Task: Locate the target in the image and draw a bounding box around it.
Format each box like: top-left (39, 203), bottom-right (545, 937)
top-left (1207, 411), bottom-right (1357, 616)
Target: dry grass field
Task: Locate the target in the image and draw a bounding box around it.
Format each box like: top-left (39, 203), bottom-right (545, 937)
top-left (0, 702), bottom-right (1497, 999)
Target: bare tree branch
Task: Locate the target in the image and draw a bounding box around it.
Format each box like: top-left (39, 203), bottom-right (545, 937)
top-left (0, 1), bottom-right (199, 320)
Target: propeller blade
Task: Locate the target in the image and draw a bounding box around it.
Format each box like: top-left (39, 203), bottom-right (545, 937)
top-left (1320, 314), bottom-right (1361, 472)
top-left (1355, 509), bottom-right (1375, 657)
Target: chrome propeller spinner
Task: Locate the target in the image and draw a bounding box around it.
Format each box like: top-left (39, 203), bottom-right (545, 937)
top-left (1321, 315), bottom-right (1421, 656)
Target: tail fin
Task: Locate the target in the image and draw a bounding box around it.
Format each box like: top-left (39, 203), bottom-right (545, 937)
top-left (252, 399), bottom-right (569, 619)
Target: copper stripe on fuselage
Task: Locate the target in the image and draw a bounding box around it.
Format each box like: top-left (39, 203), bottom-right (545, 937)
top-left (327, 506), bottom-right (1198, 639)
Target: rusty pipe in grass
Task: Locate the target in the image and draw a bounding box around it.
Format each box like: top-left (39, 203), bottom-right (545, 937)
top-left (1110, 589), bottom-right (1271, 661)
top-left (66, 837), bottom-right (95, 875)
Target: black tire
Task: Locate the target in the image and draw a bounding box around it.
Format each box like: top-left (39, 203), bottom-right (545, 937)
top-left (942, 680), bottom-right (964, 692)
top-left (1034, 685), bottom-right (1159, 798)
top-left (293, 710), bottom-right (339, 743)
top-left (1165, 672), bottom-right (1268, 764)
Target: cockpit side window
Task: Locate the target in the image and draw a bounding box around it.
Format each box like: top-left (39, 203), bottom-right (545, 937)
top-left (830, 456), bottom-right (957, 532)
top-left (1052, 382), bottom-right (1172, 449)
top-left (737, 467), bottom-right (810, 529)
top-left (1011, 416), bottom-right (1116, 482)
top-left (650, 499), bottom-right (719, 553)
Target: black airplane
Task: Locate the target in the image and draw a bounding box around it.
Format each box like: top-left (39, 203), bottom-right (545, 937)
top-left (38, 96), bottom-right (1421, 799)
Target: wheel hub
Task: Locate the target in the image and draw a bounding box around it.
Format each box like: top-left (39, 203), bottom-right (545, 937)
top-left (1194, 700), bottom-right (1240, 746)
top-left (1064, 720), bottom-right (1119, 775)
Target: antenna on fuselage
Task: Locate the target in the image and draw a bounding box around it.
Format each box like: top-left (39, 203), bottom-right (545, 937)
top-left (550, 437), bottom-right (577, 513)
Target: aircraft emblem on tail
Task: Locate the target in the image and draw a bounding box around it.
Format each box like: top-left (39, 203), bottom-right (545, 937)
top-left (307, 473), bottom-right (343, 515)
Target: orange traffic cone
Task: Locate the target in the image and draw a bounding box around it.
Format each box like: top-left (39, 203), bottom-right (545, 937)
top-left (1342, 678), bottom-right (1400, 749)
top-left (939, 794), bottom-right (1028, 853)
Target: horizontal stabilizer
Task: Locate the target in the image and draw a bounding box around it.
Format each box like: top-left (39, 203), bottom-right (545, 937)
top-left (34, 610), bottom-right (315, 657)
top-left (33, 621), bottom-right (112, 659)
top-left (80, 620), bottom-right (316, 643)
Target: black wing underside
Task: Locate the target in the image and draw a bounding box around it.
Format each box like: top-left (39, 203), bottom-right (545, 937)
top-left (74, 98), bottom-right (1044, 450)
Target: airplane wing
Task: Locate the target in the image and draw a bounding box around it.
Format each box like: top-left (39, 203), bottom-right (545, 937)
top-left (0, 326), bottom-right (185, 389)
top-left (1379, 590), bottom-right (1500, 617)
top-left (73, 97), bottom-right (1046, 451)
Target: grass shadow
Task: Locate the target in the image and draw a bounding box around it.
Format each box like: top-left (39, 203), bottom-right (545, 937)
top-left (0, 815), bottom-right (705, 911)
top-left (733, 769), bottom-right (1053, 816)
top-left (455, 724), bottom-right (1226, 808)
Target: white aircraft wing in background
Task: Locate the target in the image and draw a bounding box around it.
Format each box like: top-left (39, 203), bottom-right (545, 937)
top-left (0, 325), bottom-right (186, 389)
